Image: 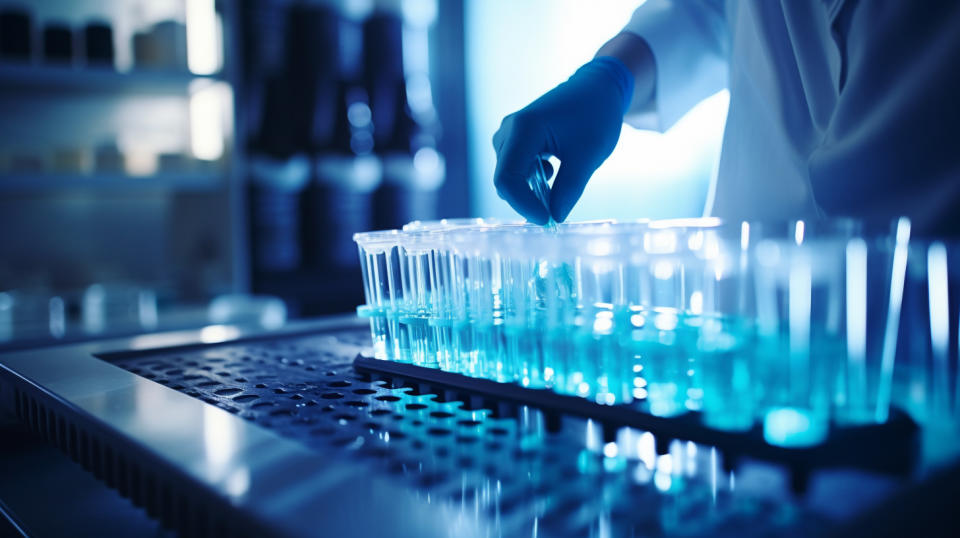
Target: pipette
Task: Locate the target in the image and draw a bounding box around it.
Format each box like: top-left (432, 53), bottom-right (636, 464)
top-left (528, 154), bottom-right (556, 228)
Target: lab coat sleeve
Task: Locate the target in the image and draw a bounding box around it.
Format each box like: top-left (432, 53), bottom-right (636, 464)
top-left (622, 0), bottom-right (729, 131)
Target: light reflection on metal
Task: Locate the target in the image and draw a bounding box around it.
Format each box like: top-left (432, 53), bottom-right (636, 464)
top-left (203, 405), bottom-right (250, 499)
top-left (200, 324), bottom-right (242, 343)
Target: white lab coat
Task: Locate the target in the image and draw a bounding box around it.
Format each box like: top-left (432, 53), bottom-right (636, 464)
top-left (624, 0), bottom-right (960, 234)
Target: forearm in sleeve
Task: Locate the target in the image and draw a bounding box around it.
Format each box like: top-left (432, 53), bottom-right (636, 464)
top-left (620, 0), bottom-right (730, 131)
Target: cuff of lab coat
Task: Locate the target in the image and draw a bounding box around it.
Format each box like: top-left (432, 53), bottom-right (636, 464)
top-left (622, 0), bottom-right (729, 132)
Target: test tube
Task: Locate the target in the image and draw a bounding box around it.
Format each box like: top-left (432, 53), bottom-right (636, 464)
top-left (537, 229), bottom-right (577, 392)
top-left (568, 227), bottom-right (631, 404)
top-left (499, 227), bottom-right (554, 387)
top-left (443, 230), bottom-right (474, 375)
top-left (835, 218), bottom-right (910, 425)
top-left (895, 236), bottom-right (960, 436)
top-left (449, 226), bottom-right (502, 379)
top-left (627, 221), bottom-right (708, 417)
top-left (400, 218), bottom-right (509, 373)
top-left (397, 230), bottom-right (446, 368)
top-left (754, 237), bottom-right (831, 446)
top-left (446, 228), bottom-right (483, 376)
top-left (751, 218), bottom-right (904, 446)
top-left (543, 221), bottom-right (647, 403)
top-left (428, 230), bottom-right (458, 371)
top-left (354, 229), bottom-right (406, 361)
top-left (692, 222), bottom-right (757, 431)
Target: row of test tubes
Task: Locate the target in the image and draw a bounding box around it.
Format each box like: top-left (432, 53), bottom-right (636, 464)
top-left (354, 217), bottom-right (960, 448)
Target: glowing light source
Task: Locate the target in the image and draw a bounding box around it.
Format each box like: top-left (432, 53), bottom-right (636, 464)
top-left (189, 81), bottom-right (228, 161)
top-left (689, 290), bottom-right (703, 314)
top-left (593, 315), bottom-right (614, 333)
top-left (638, 432), bottom-right (656, 470)
top-left (186, 0), bottom-right (221, 75)
top-left (653, 261), bottom-right (674, 280)
top-left (763, 407), bottom-right (827, 447)
top-left (653, 312), bottom-right (678, 331)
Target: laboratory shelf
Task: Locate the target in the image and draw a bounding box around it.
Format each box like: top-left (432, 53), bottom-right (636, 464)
top-left (0, 63), bottom-right (223, 95)
top-left (0, 172), bottom-right (223, 192)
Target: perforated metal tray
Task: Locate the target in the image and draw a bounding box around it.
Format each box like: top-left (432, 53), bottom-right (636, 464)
top-left (0, 318), bottom-right (934, 537)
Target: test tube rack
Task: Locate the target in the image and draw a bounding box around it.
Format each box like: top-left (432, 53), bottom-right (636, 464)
top-left (353, 353), bottom-right (919, 494)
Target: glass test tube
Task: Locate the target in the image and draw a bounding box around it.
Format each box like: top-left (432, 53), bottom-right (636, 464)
top-left (751, 219), bottom-right (905, 446)
top-left (692, 222), bottom-right (757, 432)
top-left (357, 217), bottom-right (911, 451)
top-left (896, 236), bottom-right (960, 435)
top-left (354, 229), bottom-right (405, 361)
top-left (397, 231), bottom-right (446, 368)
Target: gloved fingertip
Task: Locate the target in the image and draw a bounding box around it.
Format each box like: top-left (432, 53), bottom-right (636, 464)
top-left (525, 206), bottom-right (550, 226)
top-left (549, 197), bottom-right (570, 223)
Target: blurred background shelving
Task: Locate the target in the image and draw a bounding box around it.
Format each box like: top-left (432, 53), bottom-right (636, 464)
top-left (0, 0), bottom-right (724, 348)
top-left (0, 63), bottom-right (224, 94)
top-left (0, 172), bottom-right (223, 191)
top-left (0, 0), bottom-right (474, 346)
top-left (0, 0), bottom-right (246, 347)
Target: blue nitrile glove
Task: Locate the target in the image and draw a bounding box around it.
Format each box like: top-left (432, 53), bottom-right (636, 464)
top-left (492, 56), bottom-right (634, 224)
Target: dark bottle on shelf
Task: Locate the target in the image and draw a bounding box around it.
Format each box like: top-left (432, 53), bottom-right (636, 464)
top-left (43, 24), bottom-right (74, 64)
top-left (363, 8), bottom-right (445, 231)
top-left (247, 75), bottom-right (310, 275)
top-left (83, 21), bottom-right (115, 68)
top-left (303, 3), bottom-right (382, 271)
top-left (244, 1), bottom-right (343, 278)
top-left (0, 8), bottom-right (32, 61)
top-left (248, 154), bottom-right (310, 274)
top-left (308, 82), bottom-right (382, 270)
top-left (237, 0), bottom-right (290, 148)
top-left (132, 20), bottom-right (188, 71)
top-left (282, 1), bottom-right (341, 155)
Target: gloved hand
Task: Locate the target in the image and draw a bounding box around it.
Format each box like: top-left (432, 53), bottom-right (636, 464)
top-left (492, 56), bottom-right (634, 224)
